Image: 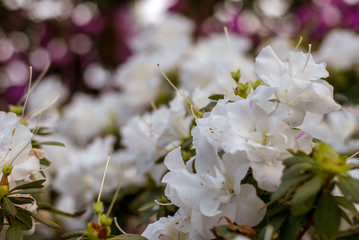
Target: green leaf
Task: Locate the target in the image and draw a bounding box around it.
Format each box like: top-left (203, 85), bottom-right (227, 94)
top-left (0, 213), bottom-right (4, 231)
top-left (278, 215), bottom-right (306, 240)
top-left (199, 101), bottom-right (217, 112)
top-left (28, 211), bottom-right (60, 229)
top-left (14, 209), bottom-right (33, 231)
top-left (291, 175), bottom-right (322, 215)
top-left (335, 196), bottom-right (359, 222)
top-left (271, 174), bottom-right (311, 201)
top-left (208, 94), bottom-right (225, 101)
top-left (10, 179), bottom-right (46, 192)
top-left (61, 230), bottom-right (87, 239)
top-left (108, 234), bottom-right (148, 240)
top-left (32, 141), bottom-right (65, 148)
top-left (337, 175), bottom-right (359, 203)
top-left (283, 156), bottom-right (314, 168)
top-left (38, 203), bottom-right (86, 217)
top-left (2, 197), bottom-right (17, 217)
top-left (40, 158), bottom-right (51, 167)
top-left (338, 207), bottom-right (352, 225)
top-left (258, 213), bottom-right (288, 240)
top-left (314, 191), bottom-right (341, 240)
top-left (8, 197), bottom-right (34, 205)
top-left (282, 162), bottom-right (314, 181)
top-left (33, 127), bottom-right (52, 136)
top-left (210, 225), bottom-right (241, 240)
top-left (12, 188), bottom-right (45, 195)
top-left (5, 223), bottom-right (23, 240)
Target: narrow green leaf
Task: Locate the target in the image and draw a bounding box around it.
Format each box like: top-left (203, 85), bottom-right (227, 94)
top-left (32, 141), bottom-right (65, 147)
top-left (291, 175), bottom-right (322, 215)
top-left (8, 197), bottom-right (34, 205)
top-left (337, 176), bottom-right (359, 203)
top-left (0, 213), bottom-right (4, 231)
top-left (335, 196), bottom-right (359, 222)
top-left (2, 197), bottom-right (18, 217)
top-left (282, 162), bottom-right (314, 181)
top-left (33, 127), bottom-right (52, 136)
top-left (37, 203), bottom-right (86, 217)
top-left (208, 94), bottom-right (225, 101)
top-left (278, 215), bottom-right (306, 240)
top-left (5, 223), bottom-right (23, 240)
top-left (14, 209), bottom-right (33, 230)
top-left (338, 207), bottom-right (352, 225)
top-left (12, 188), bottom-right (45, 195)
top-left (40, 158), bottom-right (51, 167)
top-left (108, 234), bottom-right (148, 240)
top-left (258, 213), bottom-right (288, 240)
top-left (61, 230), bottom-right (87, 239)
top-left (271, 174), bottom-right (311, 201)
top-left (283, 156), bottom-right (314, 168)
top-left (28, 211), bottom-right (60, 229)
top-left (10, 179), bottom-right (45, 192)
top-left (199, 101), bottom-right (216, 112)
top-left (314, 191), bottom-right (341, 240)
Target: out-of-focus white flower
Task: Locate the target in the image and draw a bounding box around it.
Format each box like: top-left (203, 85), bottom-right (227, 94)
top-left (315, 30), bottom-right (359, 71)
top-left (180, 33), bottom-right (254, 108)
top-left (114, 54), bottom-right (162, 110)
top-left (300, 107), bottom-right (359, 154)
top-left (131, 14), bottom-right (194, 70)
top-left (121, 93), bottom-right (191, 175)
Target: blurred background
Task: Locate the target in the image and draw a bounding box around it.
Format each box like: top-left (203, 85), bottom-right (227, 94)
top-left (0, 0), bottom-right (359, 239)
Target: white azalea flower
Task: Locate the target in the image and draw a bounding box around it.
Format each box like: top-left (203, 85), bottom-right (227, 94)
top-left (255, 46), bottom-right (340, 125)
top-left (163, 148), bottom-right (266, 239)
top-left (300, 107), bottom-right (359, 154)
top-left (121, 94), bottom-right (191, 175)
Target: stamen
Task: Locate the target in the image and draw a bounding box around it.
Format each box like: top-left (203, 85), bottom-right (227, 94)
top-left (294, 36), bottom-right (303, 51)
top-left (223, 27), bottom-right (236, 72)
top-left (25, 93), bottom-right (60, 121)
top-left (157, 64), bottom-right (194, 108)
top-left (22, 66), bottom-right (33, 119)
top-left (107, 163), bottom-right (125, 216)
top-left (97, 154), bottom-right (111, 203)
top-left (347, 149), bottom-right (359, 161)
top-left (302, 44), bottom-right (312, 72)
top-left (114, 217), bottom-right (127, 235)
top-left (154, 199), bottom-right (174, 206)
top-left (17, 61), bottom-right (50, 105)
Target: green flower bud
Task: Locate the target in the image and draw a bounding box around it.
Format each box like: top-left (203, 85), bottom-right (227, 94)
top-left (100, 214), bottom-right (112, 227)
top-left (93, 201), bottom-right (103, 215)
top-left (2, 163), bottom-right (13, 177)
top-left (0, 185), bottom-right (9, 199)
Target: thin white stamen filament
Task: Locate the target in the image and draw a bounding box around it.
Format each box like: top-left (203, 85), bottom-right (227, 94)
top-left (154, 199), bottom-right (174, 206)
top-left (223, 27), bottom-right (236, 72)
top-left (22, 66), bottom-right (33, 119)
top-left (114, 217), bottom-right (127, 235)
top-left (107, 163), bottom-right (125, 216)
top-left (97, 153), bottom-right (111, 203)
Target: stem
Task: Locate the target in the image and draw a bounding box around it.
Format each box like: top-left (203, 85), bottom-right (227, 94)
top-left (297, 213), bottom-right (314, 240)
